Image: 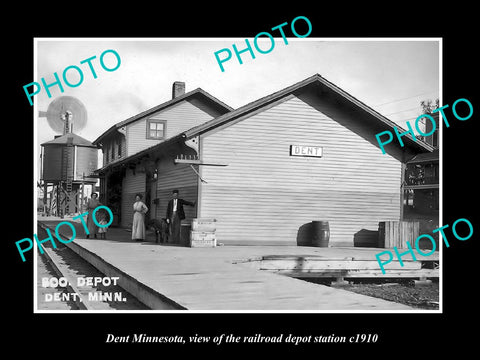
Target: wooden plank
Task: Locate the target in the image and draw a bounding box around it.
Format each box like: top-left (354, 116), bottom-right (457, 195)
top-left (259, 259), bottom-right (421, 271)
top-left (260, 255), bottom-right (436, 261)
top-left (262, 255), bottom-right (355, 261)
top-left (273, 268), bottom-right (439, 278)
top-left (381, 221), bottom-right (420, 249)
top-left (174, 159), bottom-right (228, 166)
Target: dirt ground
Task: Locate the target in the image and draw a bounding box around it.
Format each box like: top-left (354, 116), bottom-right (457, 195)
top-left (301, 278), bottom-right (439, 310)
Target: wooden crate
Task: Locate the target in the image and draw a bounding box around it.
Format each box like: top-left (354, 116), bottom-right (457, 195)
top-left (191, 218), bottom-right (217, 232)
top-left (378, 221), bottom-right (420, 249)
top-left (189, 231), bottom-right (217, 248)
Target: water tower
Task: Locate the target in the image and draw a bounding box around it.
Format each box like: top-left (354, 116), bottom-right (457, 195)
top-left (39, 96), bottom-right (98, 217)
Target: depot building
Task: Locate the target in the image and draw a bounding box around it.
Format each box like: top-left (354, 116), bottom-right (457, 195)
top-left (93, 74), bottom-right (434, 246)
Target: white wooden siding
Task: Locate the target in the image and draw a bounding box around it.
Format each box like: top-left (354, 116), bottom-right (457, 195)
top-left (126, 100), bottom-right (219, 156)
top-left (121, 168), bottom-right (146, 228)
top-left (199, 95), bottom-right (401, 246)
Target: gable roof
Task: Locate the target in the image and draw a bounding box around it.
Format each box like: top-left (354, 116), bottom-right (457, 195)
top-left (95, 74), bottom-right (435, 173)
top-left (184, 73), bottom-right (434, 153)
top-left (92, 88), bottom-right (233, 146)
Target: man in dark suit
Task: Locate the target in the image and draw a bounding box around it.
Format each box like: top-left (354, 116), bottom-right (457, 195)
top-left (166, 189), bottom-right (196, 244)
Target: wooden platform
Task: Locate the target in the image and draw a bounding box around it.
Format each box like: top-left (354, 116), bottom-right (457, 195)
top-left (236, 252), bottom-right (439, 279)
top-left (37, 218), bottom-right (440, 311)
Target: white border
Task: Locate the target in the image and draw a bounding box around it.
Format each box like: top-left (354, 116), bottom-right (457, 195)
top-left (33, 37), bottom-right (442, 314)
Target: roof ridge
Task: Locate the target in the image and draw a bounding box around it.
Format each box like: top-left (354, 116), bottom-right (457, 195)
top-left (183, 73), bottom-right (433, 153)
top-left (92, 87), bottom-right (231, 145)
top-left (184, 74), bottom-right (323, 137)
top-left (114, 87), bottom-right (205, 128)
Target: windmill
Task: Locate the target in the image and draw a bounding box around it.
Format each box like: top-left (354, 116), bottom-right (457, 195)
top-left (39, 95), bottom-right (88, 135)
top-left (38, 96), bottom-right (98, 217)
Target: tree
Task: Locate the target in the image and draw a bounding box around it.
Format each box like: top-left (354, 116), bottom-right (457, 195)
top-left (420, 98), bottom-right (439, 114)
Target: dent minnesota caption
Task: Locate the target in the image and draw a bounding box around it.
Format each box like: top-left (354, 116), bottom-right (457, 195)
top-left (105, 333), bottom-right (378, 345)
top-left (41, 276), bottom-right (125, 303)
top-left (42, 275), bottom-right (119, 288)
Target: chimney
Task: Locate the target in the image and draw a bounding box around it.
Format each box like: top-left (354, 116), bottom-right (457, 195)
top-left (172, 81), bottom-right (185, 99)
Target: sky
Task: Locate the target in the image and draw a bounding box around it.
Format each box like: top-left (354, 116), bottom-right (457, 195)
top-left (34, 38), bottom-right (440, 175)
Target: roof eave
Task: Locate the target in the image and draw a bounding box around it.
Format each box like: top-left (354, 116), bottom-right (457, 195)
top-left (92, 124), bottom-right (118, 146)
top-left (184, 73), bottom-right (434, 154)
top-left (94, 133), bottom-right (185, 174)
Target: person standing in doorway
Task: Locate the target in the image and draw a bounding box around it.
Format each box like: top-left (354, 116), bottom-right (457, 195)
top-left (132, 193), bottom-right (148, 241)
top-left (86, 192), bottom-right (101, 239)
top-left (166, 190), bottom-right (196, 244)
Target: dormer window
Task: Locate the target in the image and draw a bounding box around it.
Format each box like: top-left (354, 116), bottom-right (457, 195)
top-left (147, 119), bottom-right (166, 140)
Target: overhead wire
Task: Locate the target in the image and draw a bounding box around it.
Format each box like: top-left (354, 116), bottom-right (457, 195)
top-left (372, 91), bottom-right (439, 107)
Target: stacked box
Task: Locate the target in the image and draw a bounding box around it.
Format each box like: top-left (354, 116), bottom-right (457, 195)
top-left (190, 218), bottom-right (217, 247)
top-left (191, 218), bottom-right (217, 232)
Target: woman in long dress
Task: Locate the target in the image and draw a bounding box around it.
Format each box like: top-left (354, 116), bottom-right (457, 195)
top-left (132, 193), bottom-right (148, 241)
top-left (86, 192), bottom-right (101, 239)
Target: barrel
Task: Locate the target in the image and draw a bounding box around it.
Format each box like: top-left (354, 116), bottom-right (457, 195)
top-left (311, 221), bottom-right (330, 247)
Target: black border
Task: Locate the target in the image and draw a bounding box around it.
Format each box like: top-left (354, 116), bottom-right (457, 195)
top-left (8, 4), bottom-right (478, 354)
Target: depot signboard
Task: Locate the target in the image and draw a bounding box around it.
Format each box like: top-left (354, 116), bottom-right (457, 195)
top-left (289, 145), bottom-right (323, 158)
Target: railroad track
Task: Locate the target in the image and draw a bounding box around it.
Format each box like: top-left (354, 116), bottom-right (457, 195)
top-left (37, 222), bottom-right (149, 311)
